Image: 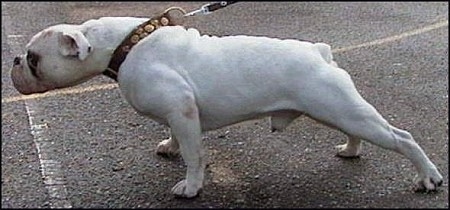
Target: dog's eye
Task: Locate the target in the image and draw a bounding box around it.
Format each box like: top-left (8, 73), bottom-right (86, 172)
top-left (26, 50), bottom-right (40, 78)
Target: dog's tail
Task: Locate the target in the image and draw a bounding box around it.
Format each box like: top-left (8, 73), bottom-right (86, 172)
top-left (314, 43), bottom-right (338, 67)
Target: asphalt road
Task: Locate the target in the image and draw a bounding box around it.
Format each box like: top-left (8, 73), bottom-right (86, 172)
top-left (1, 2), bottom-right (448, 208)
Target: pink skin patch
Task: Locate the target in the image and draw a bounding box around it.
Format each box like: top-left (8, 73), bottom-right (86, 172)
top-left (183, 104), bottom-right (197, 120)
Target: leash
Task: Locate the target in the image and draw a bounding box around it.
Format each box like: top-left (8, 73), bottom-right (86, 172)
top-left (184, 1), bottom-right (238, 17)
top-left (103, 2), bottom-right (238, 81)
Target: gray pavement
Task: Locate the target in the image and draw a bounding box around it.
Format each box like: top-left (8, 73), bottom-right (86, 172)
top-left (1, 2), bottom-right (448, 208)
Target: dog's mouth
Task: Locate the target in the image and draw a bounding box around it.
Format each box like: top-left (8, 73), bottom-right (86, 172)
top-left (10, 62), bottom-right (55, 95)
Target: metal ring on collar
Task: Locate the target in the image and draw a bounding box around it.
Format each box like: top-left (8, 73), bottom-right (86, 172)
top-left (163, 6), bottom-right (187, 15)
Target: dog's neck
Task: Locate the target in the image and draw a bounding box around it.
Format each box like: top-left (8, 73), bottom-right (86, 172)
top-left (84, 15), bottom-right (178, 81)
top-left (80, 17), bottom-right (149, 77)
top-left (103, 13), bottom-right (176, 81)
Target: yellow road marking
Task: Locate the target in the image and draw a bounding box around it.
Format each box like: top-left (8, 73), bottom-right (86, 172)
top-left (2, 83), bottom-right (118, 103)
top-left (332, 20), bottom-right (448, 53)
top-left (2, 19), bottom-right (448, 104)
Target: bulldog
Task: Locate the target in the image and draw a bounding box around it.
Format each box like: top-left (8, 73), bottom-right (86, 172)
top-left (11, 16), bottom-right (443, 198)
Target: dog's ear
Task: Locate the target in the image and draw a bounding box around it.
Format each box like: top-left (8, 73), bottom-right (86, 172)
top-left (58, 30), bottom-right (92, 61)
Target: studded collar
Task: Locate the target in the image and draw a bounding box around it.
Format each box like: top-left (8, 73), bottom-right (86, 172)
top-left (103, 7), bottom-right (185, 81)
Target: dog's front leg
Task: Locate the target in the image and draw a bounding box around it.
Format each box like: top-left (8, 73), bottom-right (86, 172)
top-left (166, 99), bottom-right (205, 198)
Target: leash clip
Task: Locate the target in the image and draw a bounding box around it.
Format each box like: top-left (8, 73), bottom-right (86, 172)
top-left (185, 4), bottom-right (212, 16)
top-left (185, 1), bottom-right (237, 17)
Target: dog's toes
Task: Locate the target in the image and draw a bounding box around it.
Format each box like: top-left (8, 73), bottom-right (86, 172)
top-left (156, 139), bottom-right (180, 158)
top-left (414, 180), bottom-right (436, 193)
top-left (172, 179), bottom-right (200, 198)
top-left (335, 144), bottom-right (360, 158)
top-left (414, 172), bottom-right (444, 193)
top-left (435, 179), bottom-right (443, 187)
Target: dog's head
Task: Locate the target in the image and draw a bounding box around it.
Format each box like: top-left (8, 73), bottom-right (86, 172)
top-left (11, 24), bottom-right (108, 95)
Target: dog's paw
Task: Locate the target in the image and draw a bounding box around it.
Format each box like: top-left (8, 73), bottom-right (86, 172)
top-left (414, 170), bottom-right (443, 192)
top-left (156, 139), bottom-right (180, 158)
top-left (171, 179), bottom-right (201, 198)
top-left (335, 144), bottom-right (360, 158)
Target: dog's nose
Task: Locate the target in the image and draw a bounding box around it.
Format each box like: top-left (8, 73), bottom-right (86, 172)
top-left (13, 56), bottom-right (21, 66)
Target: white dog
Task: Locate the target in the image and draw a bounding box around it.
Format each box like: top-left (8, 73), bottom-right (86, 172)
top-left (11, 16), bottom-right (443, 198)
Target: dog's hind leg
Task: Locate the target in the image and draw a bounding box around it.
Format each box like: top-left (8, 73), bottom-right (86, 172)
top-left (324, 103), bottom-right (443, 191)
top-left (298, 66), bottom-right (442, 191)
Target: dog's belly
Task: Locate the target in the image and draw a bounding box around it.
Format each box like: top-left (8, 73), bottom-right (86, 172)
top-left (198, 109), bottom-right (297, 131)
top-left (191, 72), bottom-right (301, 130)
